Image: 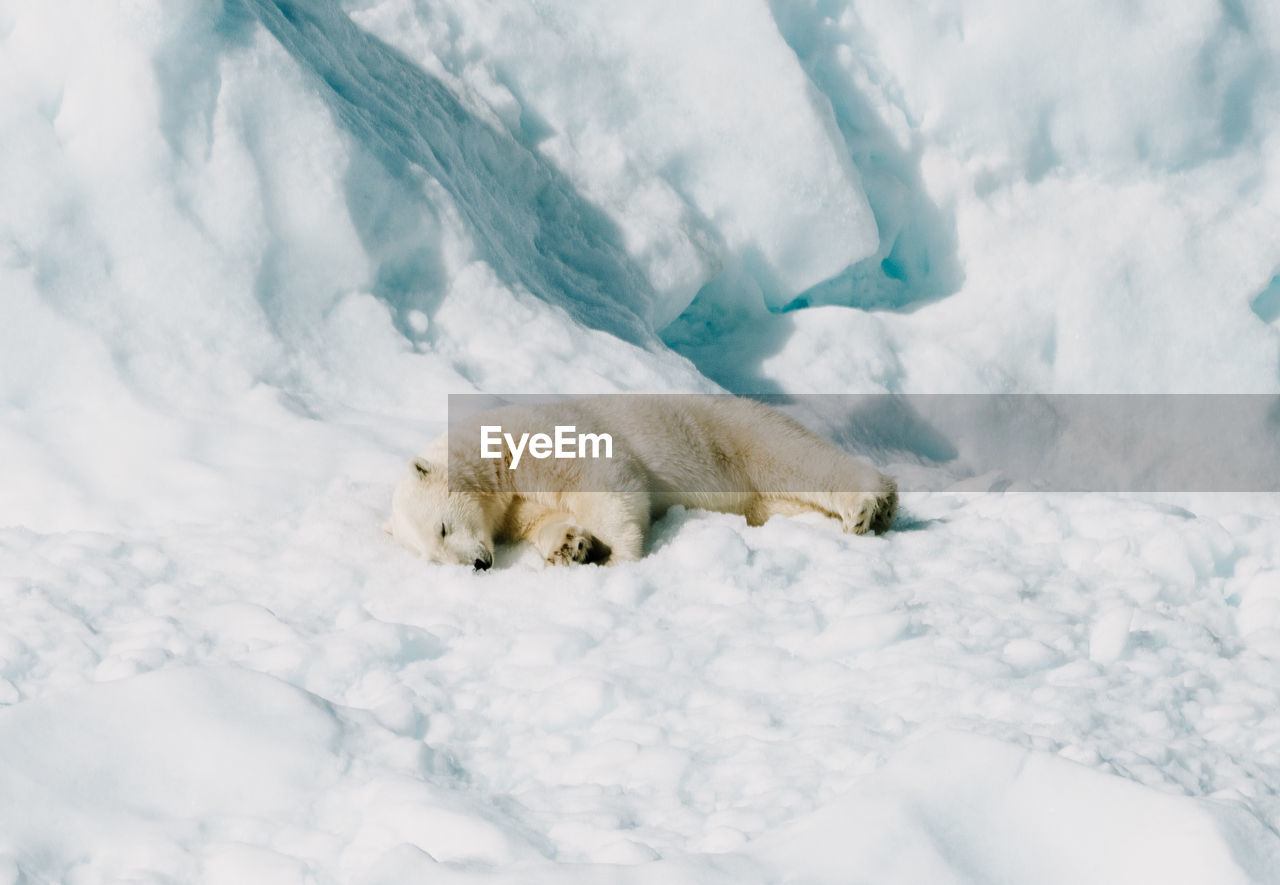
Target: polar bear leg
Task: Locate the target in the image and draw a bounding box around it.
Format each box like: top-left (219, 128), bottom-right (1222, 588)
top-left (525, 491), bottom-right (648, 566)
top-left (822, 476), bottom-right (898, 535)
top-left (745, 497), bottom-right (822, 527)
top-left (533, 515), bottom-right (611, 566)
top-left (736, 424), bottom-right (896, 535)
top-left (753, 478), bottom-right (897, 536)
top-left (829, 484), bottom-right (898, 535)
top-left (560, 491), bottom-right (649, 565)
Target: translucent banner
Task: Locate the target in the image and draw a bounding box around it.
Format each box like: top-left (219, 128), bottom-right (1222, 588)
top-left (445, 394), bottom-right (1280, 492)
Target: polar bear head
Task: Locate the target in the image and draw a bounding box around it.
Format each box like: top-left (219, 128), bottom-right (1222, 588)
top-left (388, 457), bottom-right (495, 570)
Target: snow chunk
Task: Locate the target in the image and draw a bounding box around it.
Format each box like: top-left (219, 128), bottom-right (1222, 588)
top-left (1089, 607), bottom-right (1134, 664)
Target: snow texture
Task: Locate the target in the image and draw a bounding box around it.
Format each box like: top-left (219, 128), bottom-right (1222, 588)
top-left (3, 0), bottom-right (1280, 881)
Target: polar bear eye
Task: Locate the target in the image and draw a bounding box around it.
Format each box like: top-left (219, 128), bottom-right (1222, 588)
top-left (440, 523), bottom-right (448, 538)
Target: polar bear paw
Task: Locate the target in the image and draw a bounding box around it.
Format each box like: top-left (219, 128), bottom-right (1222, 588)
top-left (543, 524), bottom-right (611, 566)
top-left (837, 479), bottom-right (898, 536)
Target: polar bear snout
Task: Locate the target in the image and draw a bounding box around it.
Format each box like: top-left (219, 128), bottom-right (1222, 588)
top-left (473, 549), bottom-right (493, 571)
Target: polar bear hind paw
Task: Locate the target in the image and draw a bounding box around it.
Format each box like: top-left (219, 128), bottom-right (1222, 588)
top-left (838, 479), bottom-right (898, 536)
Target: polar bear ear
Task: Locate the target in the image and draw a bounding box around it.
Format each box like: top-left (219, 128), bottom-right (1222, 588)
top-left (412, 457), bottom-right (433, 478)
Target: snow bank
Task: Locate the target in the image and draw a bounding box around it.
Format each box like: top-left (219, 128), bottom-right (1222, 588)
top-left (763, 731), bottom-right (1280, 885)
top-left (669, 0), bottom-right (1280, 392)
top-left (0, 0), bottom-right (709, 532)
top-left (346, 0), bottom-right (879, 320)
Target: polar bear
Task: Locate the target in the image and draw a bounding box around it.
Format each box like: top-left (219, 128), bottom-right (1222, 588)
top-left (387, 395), bottom-right (897, 568)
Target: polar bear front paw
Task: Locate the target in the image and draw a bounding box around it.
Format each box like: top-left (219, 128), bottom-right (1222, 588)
top-left (543, 524), bottom-right (611, 566)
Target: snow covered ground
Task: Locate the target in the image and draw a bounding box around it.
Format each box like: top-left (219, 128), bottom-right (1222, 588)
top-left (3, 0), bottom-right (1280, 881)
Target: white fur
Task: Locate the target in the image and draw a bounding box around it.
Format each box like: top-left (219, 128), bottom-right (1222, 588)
top-left (388, 395), bottom-right (897, 567)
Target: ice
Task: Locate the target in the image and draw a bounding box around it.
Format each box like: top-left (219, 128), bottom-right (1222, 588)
top-left (1253, 275), bottom-right (1280, 325)
top-left (667, 0), bottom-right (1280, 392)
top-left (5, 0), bottom-right (1280, 881)
top-left (347, 0), bottom-right (880, 320)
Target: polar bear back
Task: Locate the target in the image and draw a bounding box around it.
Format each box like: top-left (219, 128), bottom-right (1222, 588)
top-left (445, 394), bottom-right (878, 507)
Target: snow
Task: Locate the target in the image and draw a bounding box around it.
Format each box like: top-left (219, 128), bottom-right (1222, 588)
top-left (761, 729), bottom-right (1280, 885)
top-left (346, 0), bottom-right (880, 321)
top-left (4, 0), bottom-right (1280, 881)
top-left (6, 498), bottom-right (1280, 881)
